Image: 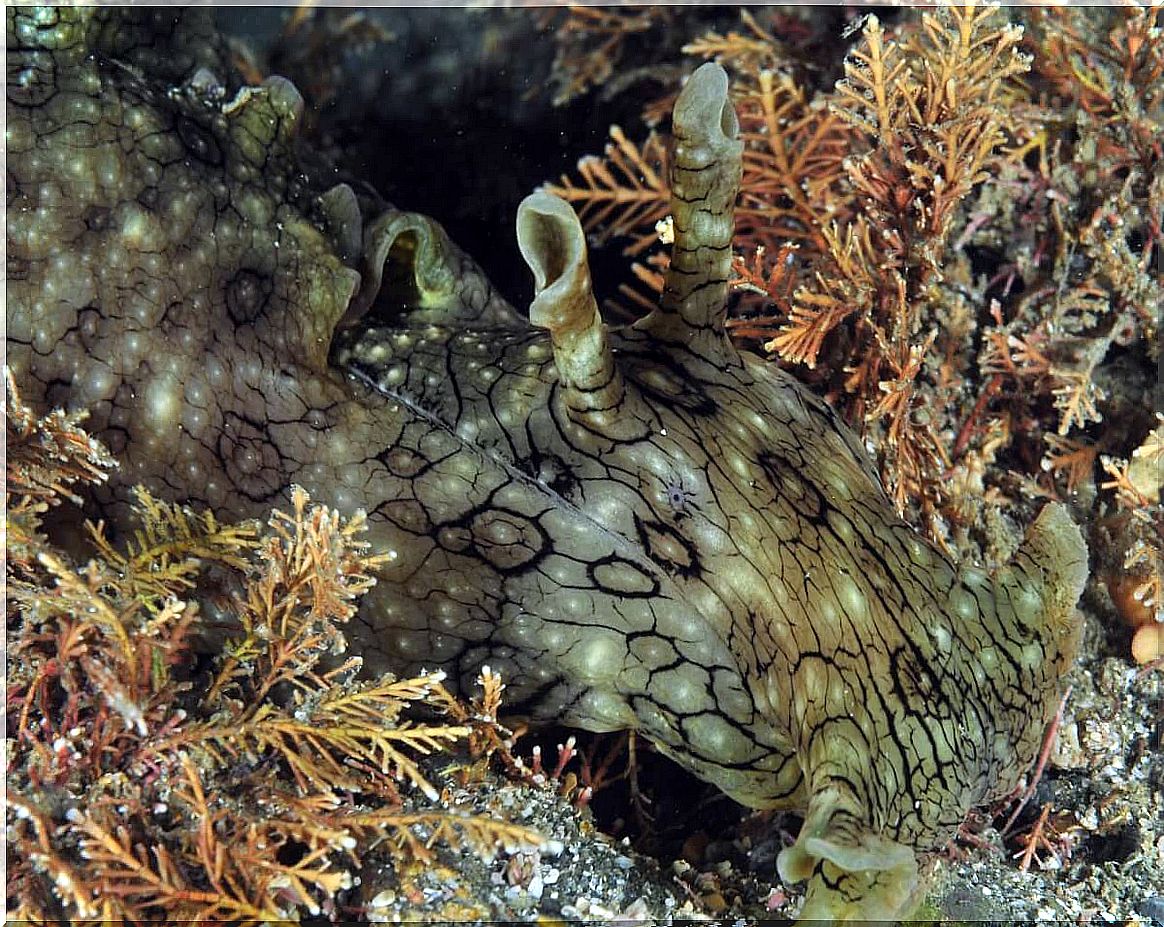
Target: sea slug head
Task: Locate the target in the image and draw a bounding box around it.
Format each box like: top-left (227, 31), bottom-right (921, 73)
top-left (513, 61), bottom-right (1089, 923)
top-left (513, 64), bottom-right (939, 914)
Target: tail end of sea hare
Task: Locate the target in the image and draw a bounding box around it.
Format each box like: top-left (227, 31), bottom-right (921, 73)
top-left (991, 501), bottom-right (1087, 728)
top-left (1014, 502), bottom-right (1089, 642)
top-left (776, 785), bottom-right (922, 923)
top-left (775, 506), bottom-right (1088, 922)
top-left (997, 500), bottom-right (1088, 742)
top-left (961, 501), bottom-right (1087, 731)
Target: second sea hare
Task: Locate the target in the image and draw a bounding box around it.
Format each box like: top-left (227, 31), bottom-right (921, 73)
top-left (6, 9), bottom-right (1087, 920)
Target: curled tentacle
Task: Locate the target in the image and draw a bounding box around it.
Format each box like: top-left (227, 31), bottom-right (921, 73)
top-left (517, 191), bottom-right (626, 426)
top-left (346, 209), bottom-right (523, 329)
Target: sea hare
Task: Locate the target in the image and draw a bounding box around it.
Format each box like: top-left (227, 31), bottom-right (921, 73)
top-left (7, 9), bottom-right (1088, 920)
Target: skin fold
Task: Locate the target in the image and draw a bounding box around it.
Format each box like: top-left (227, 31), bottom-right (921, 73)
top-left (7, 9), bottom-right (1087, 920)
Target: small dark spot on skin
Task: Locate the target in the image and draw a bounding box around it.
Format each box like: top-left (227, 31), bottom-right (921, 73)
top-left (219, 413), bottom-right (283, 501)
top-left (103, 427), bottom-right (128, 456)
top-left (519, 450), bottom-right (577, 498)
top-left (664, 475), bottom-right (696, 519)
top-left (82, 205), bottom-right (112, 231)
top-left (175, 115), bottom-right (222, 165)
top-left (79, 308), bottom-right (101, 340)
top-left (7, 255), bottom-right (31, 282)
top-left (6, 51), bottom-right (58, 108)
top-left (226, 269), bottom-right (268, 326)
top-left (137, 185), bottom-right (160, 211)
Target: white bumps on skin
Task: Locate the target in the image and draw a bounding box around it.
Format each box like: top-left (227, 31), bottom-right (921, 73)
top-left (834, 573), bottom-right (868, 622)
top-left (142, 374), bottom-right (182, 432)
top-left (572, 634), bottom-right (623, 684)
top-left (119, 204), bottom-right (157, 248)
top-left (79, 361), bottom-right (117, 404)
top-left (683, 713), bottom-right (754, 764)
top-left (928, 620), bottom-right (953, 655)
top-left (577, 689), bottom-right (636, 731)
top-left (949, 586), bottom-right (978, 622)
top-left (655, 667), bottom-right (711, 715)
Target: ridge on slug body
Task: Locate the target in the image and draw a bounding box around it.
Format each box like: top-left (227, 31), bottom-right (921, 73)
top-left (336, 64), bottom-right (1087, 921)
top-left (6, 13), bottom-right (1087, 919)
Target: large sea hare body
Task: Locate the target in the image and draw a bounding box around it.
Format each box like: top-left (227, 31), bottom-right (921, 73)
top-left (7, 9), bottom-right (1088, 920)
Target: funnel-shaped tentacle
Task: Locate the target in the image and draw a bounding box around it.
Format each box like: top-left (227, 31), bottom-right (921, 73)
top-left (346, 209), bottom-right (523, 329)
top-left (641, 62), bottom-right (743, 350)
top-left (517, 192), bottom-right (626, 427)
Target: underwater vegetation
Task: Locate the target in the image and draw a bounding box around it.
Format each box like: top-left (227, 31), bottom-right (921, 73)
top-left (5, 2), bottom-right (1162, 923)
top-left (547, 4), bottom-right (1162, 595)
top-left (5, 373), bottom-right (543, 921)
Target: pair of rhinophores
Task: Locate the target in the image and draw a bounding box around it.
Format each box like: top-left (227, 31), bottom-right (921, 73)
top-left (7, 9), bottom-right (1086, 918)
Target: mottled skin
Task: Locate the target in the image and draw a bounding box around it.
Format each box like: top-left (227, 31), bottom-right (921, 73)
top-left (7, 10), bottom-right (1087, 920)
